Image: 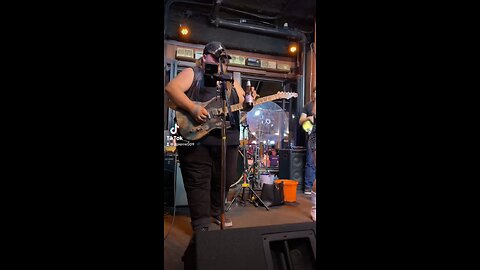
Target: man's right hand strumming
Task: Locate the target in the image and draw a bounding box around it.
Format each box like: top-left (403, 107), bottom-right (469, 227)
top-left (190, 104), bottom-right (209, 123)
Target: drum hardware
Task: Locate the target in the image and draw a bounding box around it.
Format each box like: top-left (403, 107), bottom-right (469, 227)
top-left (245, 101), bottom-right (288, 184)
top-left (226, 122), bottom-right (269, 212)
top-left (227, 101), bottom-right (289, 211)
top-left (229, 145), bottom-right (260, 188)
top-left (231, 114), bottom-right (259, 189)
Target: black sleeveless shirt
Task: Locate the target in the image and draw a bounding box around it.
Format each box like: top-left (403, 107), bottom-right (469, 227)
top-left (184, 66), bottom-right (240, 146)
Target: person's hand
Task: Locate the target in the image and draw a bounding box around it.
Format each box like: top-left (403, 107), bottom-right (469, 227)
top-left (190, 105), bottom-right (209, 123)
top-left (246, 86), bottom-right (258, 99)
top-left (308, 116), bottom-right (315, 123)
top-left (251, 87), bottom-right (258, 99)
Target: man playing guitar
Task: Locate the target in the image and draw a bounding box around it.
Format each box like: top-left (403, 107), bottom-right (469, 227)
top-left (299, 87), bottom-right (316, 221)
top-left (165, 41), bottom-right (257, 231)
top-left (299, 88), bottom-right (316, 196)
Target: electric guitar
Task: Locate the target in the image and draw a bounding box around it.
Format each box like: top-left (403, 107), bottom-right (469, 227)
top-left (302, 120), bottom-right (314, 135)
top-left (169, 91), bottom-right (298, 141)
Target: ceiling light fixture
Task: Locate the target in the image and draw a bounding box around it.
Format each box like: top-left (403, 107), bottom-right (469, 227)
top-left (179, 23), bottom-right (190, 37)
top-left (289, 43), bottom-right (298, 54)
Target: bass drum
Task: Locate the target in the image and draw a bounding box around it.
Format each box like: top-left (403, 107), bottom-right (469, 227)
top-left (230, 150), bottom-right (245, 188)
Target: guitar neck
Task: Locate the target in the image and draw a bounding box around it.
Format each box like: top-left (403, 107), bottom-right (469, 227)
top-left (230, 94), bottom-right (279, 112)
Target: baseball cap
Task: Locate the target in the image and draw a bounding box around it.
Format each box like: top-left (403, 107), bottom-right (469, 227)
top-left (203, 41), bottom-right (232, 60)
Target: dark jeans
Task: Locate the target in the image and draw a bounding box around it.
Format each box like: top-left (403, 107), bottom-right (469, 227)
top-left (305, 132), bottom-right (317, 189)
top-left (177, 144), bottom-right (239, 231)
top-left (304, 144), bottom-right (315, 189)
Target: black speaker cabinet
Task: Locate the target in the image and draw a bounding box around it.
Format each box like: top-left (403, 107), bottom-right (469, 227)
top-left (164, 154), bottom-right (188, 207)
top-left (183, 222), bottom-right (316, 270)
top-left (278, 148), bottom-right (306, 190)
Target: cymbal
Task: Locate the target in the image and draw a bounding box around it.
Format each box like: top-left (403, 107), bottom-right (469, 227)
top-left (246, 102), bottom-right (289, 143)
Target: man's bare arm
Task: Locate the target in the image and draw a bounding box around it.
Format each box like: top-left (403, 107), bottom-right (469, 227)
top-left (233, 80), bottom-right (245, 105)
top-left (165, 68), bottom-right (209, 122)
top-left (165, 68), bottom-right (197, 113)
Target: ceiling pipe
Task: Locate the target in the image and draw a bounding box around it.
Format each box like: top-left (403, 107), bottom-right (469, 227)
top-left (165, 1), bottom-right (309, 45)
top-left (211, 17), bottom-right (306, 43)
top-left (219, 6), bottom-right (282, 20)
top-left (210, 0), bottom-right (305, 42)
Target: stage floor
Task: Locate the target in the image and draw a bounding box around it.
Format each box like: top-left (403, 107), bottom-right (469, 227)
top-left (163, 189), bottom-right (315, 270)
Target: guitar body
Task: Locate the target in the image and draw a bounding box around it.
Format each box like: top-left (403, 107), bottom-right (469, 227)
top-left (175, 97), bottom-right (228, 141)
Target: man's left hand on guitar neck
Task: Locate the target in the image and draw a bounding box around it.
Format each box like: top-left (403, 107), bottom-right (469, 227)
top-left (247, 86), bottom-right (258, 100)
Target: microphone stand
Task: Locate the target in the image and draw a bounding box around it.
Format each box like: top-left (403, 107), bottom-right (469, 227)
top-left (217, 57), bottom-right (234, 230)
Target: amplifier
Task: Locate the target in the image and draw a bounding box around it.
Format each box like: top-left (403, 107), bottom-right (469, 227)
top-left (278, 148), bottom-right (306, 190)
top-left (164, 155), bottom-right (188, 207)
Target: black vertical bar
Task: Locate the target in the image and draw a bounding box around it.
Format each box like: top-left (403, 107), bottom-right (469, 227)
top-left (288, 91), bottom-right (294, 147)
top-left (279, 251), bottom-right (289, 270)
top-left (283, 240), bottom-right (294, 270)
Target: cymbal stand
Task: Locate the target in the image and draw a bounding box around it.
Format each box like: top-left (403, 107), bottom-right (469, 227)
top-left (226, 123), bottom-right (269, 212)
top-left (252, 144), bottom-right (261, 189)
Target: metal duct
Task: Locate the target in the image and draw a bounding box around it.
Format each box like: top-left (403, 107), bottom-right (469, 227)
top-left (210, 17), bottom-right (306, 43)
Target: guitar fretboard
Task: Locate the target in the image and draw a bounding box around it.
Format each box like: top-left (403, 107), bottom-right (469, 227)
top-left (230, 94), bottom-right (279, 112)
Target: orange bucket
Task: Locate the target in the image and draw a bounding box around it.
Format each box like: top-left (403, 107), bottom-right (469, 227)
top-left (275, 179), bottom-right (298, 202)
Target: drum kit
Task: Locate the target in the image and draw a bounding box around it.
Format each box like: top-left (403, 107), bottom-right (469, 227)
top-left (230, 102), bottom-right (289, 190)
top-left (226, 101), bottom-right (289, 211)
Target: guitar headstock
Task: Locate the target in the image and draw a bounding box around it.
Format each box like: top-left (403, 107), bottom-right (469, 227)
top-left (275, 91), bottom-right (298, 100)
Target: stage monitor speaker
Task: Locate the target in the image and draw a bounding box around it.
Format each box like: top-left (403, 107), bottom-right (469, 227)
top-left (164, 154), bottom-right (188, 207)
top-left (278, 148), bottom-right (306, 190)
top-left (183, 222), bottom-right (316, 270)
